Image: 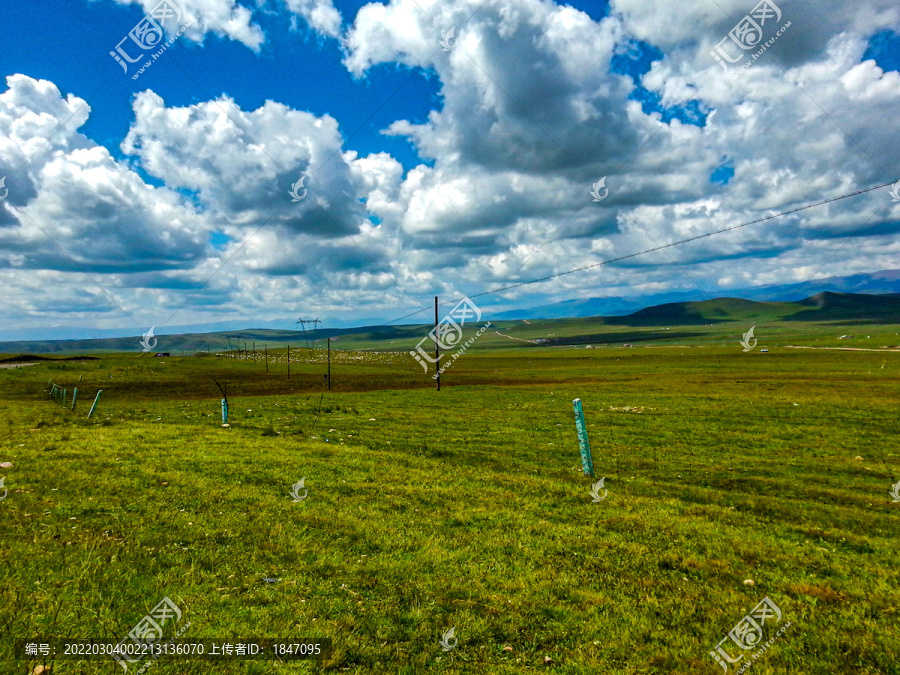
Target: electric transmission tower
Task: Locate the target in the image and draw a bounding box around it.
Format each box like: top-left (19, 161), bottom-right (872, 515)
top-left (296, 318), bottom-right (321, 349)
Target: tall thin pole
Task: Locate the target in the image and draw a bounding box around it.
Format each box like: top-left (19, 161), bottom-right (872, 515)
top-left (253, 341), bottom-right (256, 362)
top-left (327, 337), bottom-right (331, 390)
top-left (287, 345), bottom-right (290, 380)
top-left (434, 296), bottom-right (441, 391)
top-left (265, 344), bottom-right (268, 372)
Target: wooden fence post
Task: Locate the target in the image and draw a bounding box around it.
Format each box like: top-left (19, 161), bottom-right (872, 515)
top-left (434, 296), bottom-right (441, 391)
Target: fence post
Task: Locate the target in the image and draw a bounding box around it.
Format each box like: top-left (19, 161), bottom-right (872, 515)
top-left (72, 388), bottom-right (78, 411)
top-left (87, 390), bottom-right (102, 419)
top-left (221, 398), bottom-right (228, 424)
top-left (573, 398), bottom-right (595, 478)
top-left (62, 389), bottom-right (66, 408)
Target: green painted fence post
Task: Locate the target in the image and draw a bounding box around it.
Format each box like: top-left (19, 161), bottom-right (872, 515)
top-left (72, 388), bottom-right (78, 411)
top-left (221, 398), bottom-right (228, 424)
top-left (573, 398), bottom-right (595, 478)
top-left (87, 390), bottom-right (102, 419)
top-left (62, 389), bottom-right (66, 407)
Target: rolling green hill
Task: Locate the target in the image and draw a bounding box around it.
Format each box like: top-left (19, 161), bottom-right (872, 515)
top-left (606, 292), bottom-right (900, 326)
top-left (3, 292), bottom-right (900, 356)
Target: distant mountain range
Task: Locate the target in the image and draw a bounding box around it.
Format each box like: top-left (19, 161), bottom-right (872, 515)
top-left (3, 290), bottom-right (900, 355)
top-left (4, 269), bottom-right (900, 355)
top-left (492, 269), bottom-right (900, 319)
top-left (0, 315), bottom-right (386, 343)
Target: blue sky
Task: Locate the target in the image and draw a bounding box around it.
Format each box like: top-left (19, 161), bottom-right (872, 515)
top-left (0, 0), bottom-right (898, 339)
top-left (0, 1), bottom-right (618, 174)
top-left (1, 1), bottom-right (437, 170)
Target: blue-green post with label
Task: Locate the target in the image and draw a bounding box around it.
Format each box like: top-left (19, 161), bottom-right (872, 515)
top-left (88, 390), bottom-right (102, 418)
top-left (573, 398), bottom-right (595, 478)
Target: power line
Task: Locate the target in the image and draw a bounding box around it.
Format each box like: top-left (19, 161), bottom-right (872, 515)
top-left (470, 181), bottom-right (897, 300)
top-left (384, 179), bottom-right (897, 325)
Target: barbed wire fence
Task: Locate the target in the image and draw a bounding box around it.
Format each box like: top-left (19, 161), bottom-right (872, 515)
top-left (25, 176), bottom-right (900, 499)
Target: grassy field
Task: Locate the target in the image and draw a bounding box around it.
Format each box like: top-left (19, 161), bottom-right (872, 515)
top-left (1, 323), bottom-right (899, 673)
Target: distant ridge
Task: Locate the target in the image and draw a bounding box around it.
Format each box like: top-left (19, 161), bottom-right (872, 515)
top-left (5, 269), bottom-right (900, 344)
top-left (604, 291), bottom-right (900, 326)
top-left (788, 291), bottom-right (900, 321)
top-left (3, 291), bottom-right (900, 355)
top-left (493, 269), bottom-right (900, 320)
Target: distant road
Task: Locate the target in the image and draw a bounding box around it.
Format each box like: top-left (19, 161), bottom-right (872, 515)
top-left (494, 331), bottom-right (539, 344)
top-left (784, 345), bottom-right (900, 353)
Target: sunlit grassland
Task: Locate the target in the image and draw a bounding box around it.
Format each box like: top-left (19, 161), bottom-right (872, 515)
top-left (1, 340), bottom-right (898, 673)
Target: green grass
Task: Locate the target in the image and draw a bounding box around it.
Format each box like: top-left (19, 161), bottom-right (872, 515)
top-left (1, 334), bottom-right (899, 673)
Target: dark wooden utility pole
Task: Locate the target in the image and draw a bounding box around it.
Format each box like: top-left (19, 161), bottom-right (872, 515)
top-left (265, 344), bottom-right (268, 372)
top-left (327, 337), bottom-right (331, 390)
top-left (434, 296), bottom-right (441, 391)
